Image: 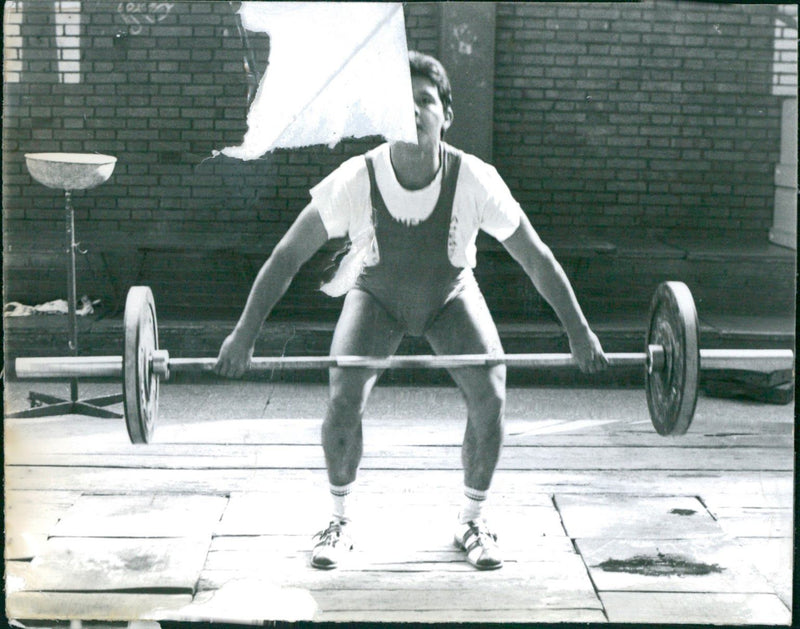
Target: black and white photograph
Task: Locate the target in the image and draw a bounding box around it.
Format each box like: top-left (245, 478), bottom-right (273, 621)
top-left (3, 1), bottom-right (796, 626)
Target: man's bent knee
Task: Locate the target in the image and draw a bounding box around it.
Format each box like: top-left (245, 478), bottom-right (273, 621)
top-left (470, 389), bottom-right (505, 429)
top-left (462, 369), bottom-right (506, 419)
top-left (327, 370), bottom-right (376, 426)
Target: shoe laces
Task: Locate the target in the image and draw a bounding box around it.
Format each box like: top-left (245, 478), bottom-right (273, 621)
top-left (314, 520), bottom-right (346, 545)
top-left (467, 519), bottom-right (498, 546)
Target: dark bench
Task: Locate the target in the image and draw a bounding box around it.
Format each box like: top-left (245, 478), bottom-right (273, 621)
top-left (4, 228), bottom-right (795, 322)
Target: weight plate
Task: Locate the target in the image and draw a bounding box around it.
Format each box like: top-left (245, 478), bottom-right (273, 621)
top-left (123, 286), bottom-right (159, 443)
top-left (645, 282), bottom-right (700, 436)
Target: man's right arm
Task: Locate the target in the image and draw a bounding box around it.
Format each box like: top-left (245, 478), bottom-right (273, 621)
top-left (215, 204), bottom-right (329, 377)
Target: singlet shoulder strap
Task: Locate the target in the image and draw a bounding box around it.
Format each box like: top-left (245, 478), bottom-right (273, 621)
top-left (438, 144), bottom-right (463, 207)
top-left (364, 154), bottom-right (381, 210)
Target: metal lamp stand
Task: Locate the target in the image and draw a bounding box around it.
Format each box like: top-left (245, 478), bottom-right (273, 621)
top-left (9, 154), bottom-right (123, 419)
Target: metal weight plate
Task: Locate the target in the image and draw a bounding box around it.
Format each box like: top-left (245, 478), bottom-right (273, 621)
top-left (123, 286), bottom-right (159, 443)
top-left (645, 282), bottom-right (700, 436)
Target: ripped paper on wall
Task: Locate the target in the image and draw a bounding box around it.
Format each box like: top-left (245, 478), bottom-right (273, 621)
top-left (220, 2), bottom-right (416, 159)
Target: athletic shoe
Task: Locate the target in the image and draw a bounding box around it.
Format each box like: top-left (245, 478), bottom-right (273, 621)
top-left (311, 520), bottom-right (353, 569)
top-left (454, 519), bottom-right (503, 570)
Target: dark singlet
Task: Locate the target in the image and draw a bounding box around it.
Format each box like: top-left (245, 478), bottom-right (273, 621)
top-left (354, 146), bottom-right (474, 337)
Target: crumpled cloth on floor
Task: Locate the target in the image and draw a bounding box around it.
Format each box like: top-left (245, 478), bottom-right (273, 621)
top-left (4, 296), bottom-right (97, 317)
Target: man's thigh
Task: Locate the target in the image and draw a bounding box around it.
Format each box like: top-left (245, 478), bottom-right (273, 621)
top-left (425, 283), bottom-right (503, 356)
top-left (328, 289), bottom-right (405, 396)
top-left (425, 285), bottom-right (506, 397)
top-left (331, 289), bottom-right (405, 355)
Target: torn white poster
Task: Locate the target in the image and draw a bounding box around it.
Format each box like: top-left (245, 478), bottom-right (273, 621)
top-left (220, 2), bottom-right (416, 159)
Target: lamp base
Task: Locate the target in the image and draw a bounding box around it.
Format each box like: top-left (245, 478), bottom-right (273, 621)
top-left (6, 391), bottom-right (123, 419)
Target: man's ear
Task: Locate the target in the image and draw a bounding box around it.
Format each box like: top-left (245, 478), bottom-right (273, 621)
top-left (443, 106), bottom-right (454, 132)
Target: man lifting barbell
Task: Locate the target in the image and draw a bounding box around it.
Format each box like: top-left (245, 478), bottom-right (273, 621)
top-left (15, 288), bottom-right (791, 437)
top-left (213, 51), bottom-right (609, 571)
top-left (15, 52), bottom-right (791, 569)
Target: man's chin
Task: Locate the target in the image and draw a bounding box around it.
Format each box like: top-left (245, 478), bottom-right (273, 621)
top-left (394, 140), bottom-right (421, 150)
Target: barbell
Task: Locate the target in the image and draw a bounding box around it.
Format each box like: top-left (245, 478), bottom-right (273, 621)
top-left (14, 282), bottom-right (794, 444)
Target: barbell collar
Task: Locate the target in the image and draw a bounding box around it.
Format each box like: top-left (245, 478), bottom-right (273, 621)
top-left (647, 344), bottom-right (666, 374)
top-left (151, 349), bottom-right (170, 379)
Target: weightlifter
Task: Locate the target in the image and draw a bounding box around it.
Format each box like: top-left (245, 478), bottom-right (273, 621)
top-left (215, 51), bottom-right (609, 570)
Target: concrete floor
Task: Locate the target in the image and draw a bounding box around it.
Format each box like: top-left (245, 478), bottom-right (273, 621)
top-left (3, 378), bottom-right (795, 624)
top-left (4, 375), bottom-right (793, 425)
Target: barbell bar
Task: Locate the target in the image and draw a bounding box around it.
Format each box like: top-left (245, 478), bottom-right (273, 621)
top-left (13, 282), bottom-right (795, 444)
top-left (16, 348), bottom-right (792, 380)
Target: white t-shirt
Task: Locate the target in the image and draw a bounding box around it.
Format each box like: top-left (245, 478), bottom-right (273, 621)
top-left (310, 143), bottom-right (524, 295)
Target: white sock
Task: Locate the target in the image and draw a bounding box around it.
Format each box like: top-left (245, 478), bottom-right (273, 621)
top-left (330, 481), bottom-right (354, 524)
top-left (460, 486), bottom-right (488, 524)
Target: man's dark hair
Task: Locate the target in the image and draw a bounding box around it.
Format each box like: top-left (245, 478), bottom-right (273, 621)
top-left (409, 50), bottom-right (453, 113)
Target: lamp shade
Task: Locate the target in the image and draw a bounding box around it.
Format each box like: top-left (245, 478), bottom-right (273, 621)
top-left (25, 153), bottom-right (117, 190)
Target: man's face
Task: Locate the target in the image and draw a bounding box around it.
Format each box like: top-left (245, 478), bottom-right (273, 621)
top-left (412, 75), bottom-right (453, 148)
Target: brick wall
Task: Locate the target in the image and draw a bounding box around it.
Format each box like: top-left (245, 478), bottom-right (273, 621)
top-left (3, 1), bottom-right (374, 237)
top-left (772, 3), bottom-right (798, 97)
top-left (2, 1), bottom-right (792, 319)
top-left (493, 1), bottom-right (785, 236)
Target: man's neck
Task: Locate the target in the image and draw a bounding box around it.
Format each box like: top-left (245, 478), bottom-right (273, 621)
top-left (389, 142), bottom-right (441, 190)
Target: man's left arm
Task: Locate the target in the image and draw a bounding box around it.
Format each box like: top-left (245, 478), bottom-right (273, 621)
top-left (501, 214), bottom-right (609, 373)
